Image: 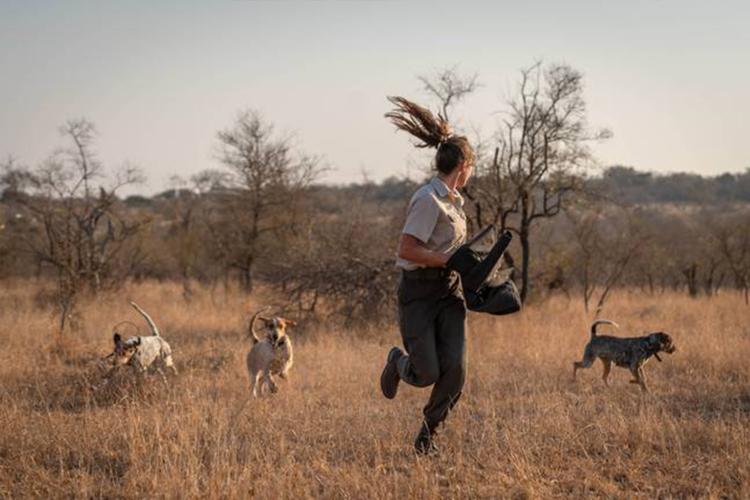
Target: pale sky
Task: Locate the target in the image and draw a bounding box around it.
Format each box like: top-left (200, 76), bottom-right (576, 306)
top-left (1, 1), bottom-right (748, 195)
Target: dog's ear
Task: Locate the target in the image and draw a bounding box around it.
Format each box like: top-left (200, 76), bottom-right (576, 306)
top-left (280, 318), bottom-right (297, 328)
top-left (113, 332), bottom-right (122, 346)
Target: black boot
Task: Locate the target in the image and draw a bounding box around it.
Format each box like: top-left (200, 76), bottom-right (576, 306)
top-left (414, 421), bottom-right (438, 455)
top-left (380, 347), bottom-right (404, 399)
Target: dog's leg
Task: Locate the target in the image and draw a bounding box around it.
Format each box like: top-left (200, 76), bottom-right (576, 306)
top-left (164, 355), bottom-right (178, 375)
top-left (260, 371), bottom-right (270, 396)
top-left (601, 359), bottom-right (612, 386)
top-left (629, 365), bottom-right (649, 392)
top-left (573, 347), bottom-right (595, 380)
top-left (263, 370), bottom-right (278, 394)
top-left (637, 367), bottom-right (649, 392)
top-left (628, 366), bottom-right (638, 385)
top-left (250, 371), bottom-right (261, 398)
top-left (156, 366), bottom-right (169, 387)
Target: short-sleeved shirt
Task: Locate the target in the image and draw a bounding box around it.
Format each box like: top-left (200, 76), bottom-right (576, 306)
top-left (397, 177), bottom-right (468, 270)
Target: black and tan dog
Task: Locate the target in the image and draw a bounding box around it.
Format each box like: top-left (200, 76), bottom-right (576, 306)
top-left (573, 320), bottom-right (676, 392)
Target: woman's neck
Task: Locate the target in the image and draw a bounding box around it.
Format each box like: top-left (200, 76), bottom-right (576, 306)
top-left (437, 172), bottom-right (460, 192)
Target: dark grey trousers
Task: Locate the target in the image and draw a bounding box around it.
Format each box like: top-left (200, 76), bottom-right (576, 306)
top-left (396, 271), bottom-right (467, 430)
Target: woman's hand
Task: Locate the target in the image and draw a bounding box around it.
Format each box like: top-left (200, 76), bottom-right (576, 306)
top-left (397, 234), bottom-right (450, 268)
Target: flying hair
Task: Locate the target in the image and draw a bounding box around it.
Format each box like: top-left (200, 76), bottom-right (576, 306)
top-left (384, 96), bottom-right (451, 149)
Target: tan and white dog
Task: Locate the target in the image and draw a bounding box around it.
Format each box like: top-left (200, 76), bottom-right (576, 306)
top-left (246, 308), bottom-right (294, 397)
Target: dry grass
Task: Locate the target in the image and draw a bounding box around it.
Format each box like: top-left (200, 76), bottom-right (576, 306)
top-left (0, 280), bottom-right (749, 498)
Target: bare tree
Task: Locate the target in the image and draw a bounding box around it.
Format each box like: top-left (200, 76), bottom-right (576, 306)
top-left (2, 120), bottom-right (146, 333)
top-left (464, 62), bottom-right (611, 300)
top-left (419, 65), bottom-right (480, 122)
top-left (569, 203), bottom-right (645, 315)
top-left (713, 213), bottom-right (750, 304)
top-left (214, 110), bottom-right (323, 292)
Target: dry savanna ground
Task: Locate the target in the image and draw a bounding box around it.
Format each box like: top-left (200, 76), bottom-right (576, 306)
top-left (0, 280), bottom-right (748, 498)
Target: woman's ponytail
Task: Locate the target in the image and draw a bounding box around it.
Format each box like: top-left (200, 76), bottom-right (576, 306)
top-left (385, 96), bottom-right (473, 175)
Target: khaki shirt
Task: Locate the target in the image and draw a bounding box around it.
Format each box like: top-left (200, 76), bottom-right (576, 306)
top-left (397, 177), bottom-right (467, 270)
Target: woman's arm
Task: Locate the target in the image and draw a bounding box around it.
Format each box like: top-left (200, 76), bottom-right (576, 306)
top-left (398, 234), bottom-right (450, 268)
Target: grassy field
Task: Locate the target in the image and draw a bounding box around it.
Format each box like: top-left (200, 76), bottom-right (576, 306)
top-left (0, 280), bottom-right (748, 498)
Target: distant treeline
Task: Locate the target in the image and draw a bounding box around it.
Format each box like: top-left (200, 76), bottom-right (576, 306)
top-left (591, 166), bottom-right (750, 205)
top-left (127, 166), bottom-right (750, 209)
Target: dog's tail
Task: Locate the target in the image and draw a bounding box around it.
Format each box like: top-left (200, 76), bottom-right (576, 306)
top-left (248, 307), bottom-right (270, 344)
top-left (130, 301), bottom-right (160, 336)
top-left (590, 319), bottom-right (618, 338)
